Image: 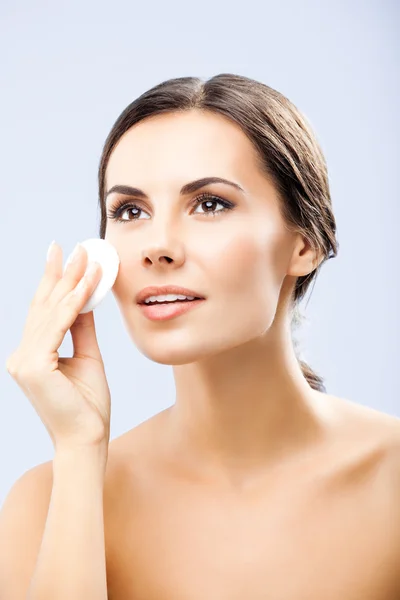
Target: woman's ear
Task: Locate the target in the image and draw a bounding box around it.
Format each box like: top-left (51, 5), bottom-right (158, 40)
top-left (287, 234), bottom-right (322, 277)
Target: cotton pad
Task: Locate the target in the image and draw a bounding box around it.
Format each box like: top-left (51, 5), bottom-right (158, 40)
top-left (64, 238), bottom-right (120, 314)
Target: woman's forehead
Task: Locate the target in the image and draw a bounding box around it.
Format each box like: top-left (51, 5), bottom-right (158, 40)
top-left (105, 112), bottom-right (262, 191)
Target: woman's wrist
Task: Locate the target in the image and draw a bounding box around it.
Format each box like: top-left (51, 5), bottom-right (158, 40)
top-left (53, 440), bottom-right (109, 475)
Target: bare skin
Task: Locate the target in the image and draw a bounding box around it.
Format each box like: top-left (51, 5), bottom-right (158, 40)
top-left (96, 109), bottom-right (400, 598)
top-left (101, 394), bottom-right (400, 600)
top-left (9, 109), bottom-right (398, 598)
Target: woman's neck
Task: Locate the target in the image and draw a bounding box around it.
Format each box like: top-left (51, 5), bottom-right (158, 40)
top-left (162, 329), bottom-right (332, 488)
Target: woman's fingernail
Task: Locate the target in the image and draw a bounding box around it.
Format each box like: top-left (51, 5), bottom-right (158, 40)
top-left (70, 243), bottom-right (82, 262)
top-left (46, 240), bottom-right (56, 262)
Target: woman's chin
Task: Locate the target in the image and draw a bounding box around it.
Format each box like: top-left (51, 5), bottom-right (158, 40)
top-left (129, 339), bottom-right (216, 366)
top-left (139, 346), bottom-right (206, 366)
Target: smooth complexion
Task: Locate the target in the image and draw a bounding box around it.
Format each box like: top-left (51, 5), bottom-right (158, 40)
top-left (104, 110), bottom-right (330, 491)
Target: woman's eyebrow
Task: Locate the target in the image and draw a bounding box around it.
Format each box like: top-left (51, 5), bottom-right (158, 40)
top-left (105, 177), bottom-right (245, 201)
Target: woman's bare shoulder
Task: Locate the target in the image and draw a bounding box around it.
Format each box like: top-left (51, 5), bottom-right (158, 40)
top-left (325, 394), bottom-right (400, 477)
top-left (330, 394), bottom-right (400, 441)
top-left (108, 408), bottom-right (169, 460)
top-left (104, 409), bottom-right (172, 492)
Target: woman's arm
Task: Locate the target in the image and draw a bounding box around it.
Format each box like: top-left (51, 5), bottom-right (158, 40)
top-left (0, 443), bottom-right (109, 600)
top-left (25, 444), bottom-right (109, 600)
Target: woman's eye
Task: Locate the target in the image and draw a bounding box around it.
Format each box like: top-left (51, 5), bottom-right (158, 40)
top-left (107, 193), bottom-right (234, 223)
top-left (192, 195), bottom-right (230, 216)
top-left (121, 206), bottom-right (147, 221)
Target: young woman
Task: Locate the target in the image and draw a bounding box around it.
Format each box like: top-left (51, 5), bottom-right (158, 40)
top-left (2, 73), bottom-right (400, 600)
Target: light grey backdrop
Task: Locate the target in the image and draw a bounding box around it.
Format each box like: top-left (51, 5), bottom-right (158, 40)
top-left (1, 0), bottom-right (398, 506)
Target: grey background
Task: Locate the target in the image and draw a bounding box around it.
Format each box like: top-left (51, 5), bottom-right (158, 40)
top-left (0, 0), bottom-right (398, 507)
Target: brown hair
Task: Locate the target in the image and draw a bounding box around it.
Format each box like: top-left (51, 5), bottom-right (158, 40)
top-left (97, 73), bottom-right (339, 393)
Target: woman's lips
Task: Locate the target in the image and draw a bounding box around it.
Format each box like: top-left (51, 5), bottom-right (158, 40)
top-left (138, 299), bottom-right (205, 321)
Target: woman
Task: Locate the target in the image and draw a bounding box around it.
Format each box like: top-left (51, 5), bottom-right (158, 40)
top-left (2, 73), bottom-right (400, 599)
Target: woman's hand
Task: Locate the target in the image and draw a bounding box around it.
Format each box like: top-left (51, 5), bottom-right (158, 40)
top-left (6, 242), bottom-right (111, 451)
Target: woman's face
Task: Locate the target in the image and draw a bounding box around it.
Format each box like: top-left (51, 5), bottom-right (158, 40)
top-left (104, 110), bottom-right (301, 365)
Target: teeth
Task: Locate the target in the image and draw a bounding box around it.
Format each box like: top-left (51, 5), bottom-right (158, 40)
top-left (144, 294), bottom-right (196, 304)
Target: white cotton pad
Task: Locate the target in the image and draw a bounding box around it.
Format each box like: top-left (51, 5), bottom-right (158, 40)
top-left (64, 238), bottom-right (120, 314)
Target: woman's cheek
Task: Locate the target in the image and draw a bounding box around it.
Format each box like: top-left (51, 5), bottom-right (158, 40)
top-left (209, 234), bottom-right (265, 294)
top-left (111, 258), bottom-right (135, 303)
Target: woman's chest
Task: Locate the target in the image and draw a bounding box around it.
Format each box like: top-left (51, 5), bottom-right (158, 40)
top-left (104, 458), bottom-right (400, 600)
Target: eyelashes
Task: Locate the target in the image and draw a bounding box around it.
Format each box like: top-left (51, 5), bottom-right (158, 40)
top-left (106, 192), bottom-right (236, 224)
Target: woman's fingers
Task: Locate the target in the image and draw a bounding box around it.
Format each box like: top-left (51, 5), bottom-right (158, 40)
top-left (70, 310), bottom-right (102, 362)
top-left (30, 241), bottom-right (89, 310)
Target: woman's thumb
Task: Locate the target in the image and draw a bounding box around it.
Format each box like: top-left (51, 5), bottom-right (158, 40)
top-left (70, 311), bottom-right (102, 361)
